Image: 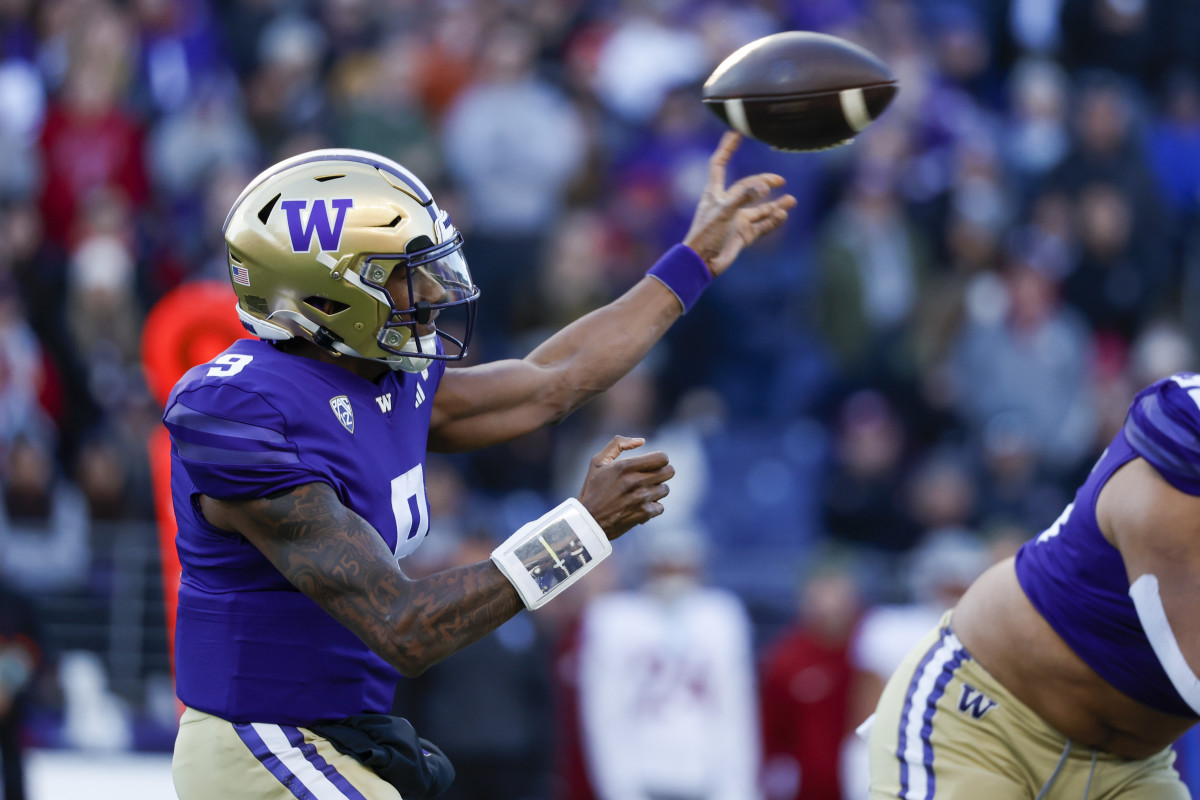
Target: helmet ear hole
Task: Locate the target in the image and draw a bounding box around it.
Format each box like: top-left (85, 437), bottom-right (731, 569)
top-left (303, 296), bottom-right (350, 315)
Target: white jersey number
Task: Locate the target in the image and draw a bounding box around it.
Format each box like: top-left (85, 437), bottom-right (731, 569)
top-left (1036, 502), bottom-right (1075, 544)
top-left (206, 353), bottom-right (254, 377)
top-left (390, 465), bottom-right (430, 560)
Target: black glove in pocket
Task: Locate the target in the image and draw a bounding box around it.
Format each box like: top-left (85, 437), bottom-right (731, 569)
top-left (311, 714), bottom-right (455, 799)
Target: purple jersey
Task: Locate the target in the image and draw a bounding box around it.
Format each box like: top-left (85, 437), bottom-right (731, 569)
top-left (163, 339), bottom-right (443, 725)
top-left (1016, 373), bottom-right (1200, 718)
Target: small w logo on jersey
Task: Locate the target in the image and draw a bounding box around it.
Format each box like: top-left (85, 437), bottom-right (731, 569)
top-left (957, 683), bottom-right (998, 719)
top-left (281, 198), bottom-right (353, 253)
top-left (329, 395), bottom-right (354, 433)
top-left (375, 393), bottom-right (393, 413)
top-left (414, 384), bottom-right (426, 408)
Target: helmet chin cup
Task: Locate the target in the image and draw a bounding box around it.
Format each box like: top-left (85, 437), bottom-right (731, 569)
top-left (236, 304), bottom-right (292, 340)
top-left (389, 331), bottom-right (439, 373)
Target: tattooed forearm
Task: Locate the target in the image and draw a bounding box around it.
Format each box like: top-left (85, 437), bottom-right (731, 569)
top-left (225, 482), bottom-right (523, 676)
top-left (393, 561), bottom-right (524, 670)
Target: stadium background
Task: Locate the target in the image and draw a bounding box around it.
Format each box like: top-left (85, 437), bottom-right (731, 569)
top-left (2, 0), bottom-right (1200, 796)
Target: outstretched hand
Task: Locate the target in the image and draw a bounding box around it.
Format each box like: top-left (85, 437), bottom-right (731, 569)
top-left (682, 132), bottom-right (797, 276)
top-left (577, 435), bottom-right (674, 541)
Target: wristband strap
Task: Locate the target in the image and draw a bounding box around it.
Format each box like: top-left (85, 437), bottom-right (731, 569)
top-left (491, 498), bottom-right (612, 610)
top-left (647, 244), bottom-right (712, 313)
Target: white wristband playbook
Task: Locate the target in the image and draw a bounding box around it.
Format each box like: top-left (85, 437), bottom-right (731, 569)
top-left (491, 498), bottom-right (611, 610)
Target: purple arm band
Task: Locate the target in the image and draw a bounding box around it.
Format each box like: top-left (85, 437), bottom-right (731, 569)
top-left (646, 244), bottom-right (712, 313)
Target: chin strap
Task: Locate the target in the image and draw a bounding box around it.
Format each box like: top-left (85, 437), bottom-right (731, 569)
top-left (238, 303), bottom-right (358, 357)
top-left (236, 304), bottom-right (291, 340)
top-left (387, 332), bottom-right (439, 373)
top-left (238, 302), bottom-right (428, 366)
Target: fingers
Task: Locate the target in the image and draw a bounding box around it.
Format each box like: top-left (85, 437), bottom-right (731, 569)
top-left (626, 459), bottom-right (674, 523)
top-left (741, 194), bottom-right (796, 238)
top-left (580, 450), bottom-right (676, 537)
top-left (773, 193), bottom-right (799, 212)
top-left (580, 436), bottom-right (674, 536)
top-left (638, 481), bottom-right (670, 522)
top-left (618, 479), bottom-right (670, 527)
top-left (749, 211), bottom-right (789, 239)
top-left (744, 194), bottom-right (796, 223)
top-left (614, 448), bottom-right (672, 474)
top-left (727, 173), bottom-right (786, 207)
top-left (708, 131), bottom-right (743, 188)
top-left (592, 435), bottom-right (646, 466)
top-left (703, 174), bottom-right (788, 234)
top-left (607, 449), bottom-right (673, 506)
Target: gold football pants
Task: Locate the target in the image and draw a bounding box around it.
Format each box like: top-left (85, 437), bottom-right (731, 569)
top-left (173, 707), bottom-right (402, 800)
top-left (866, 613), bottom-right (1187, 799)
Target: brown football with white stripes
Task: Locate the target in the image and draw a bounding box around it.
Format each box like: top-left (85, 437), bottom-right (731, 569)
top-left (702, 31), bottom-right (898, 152)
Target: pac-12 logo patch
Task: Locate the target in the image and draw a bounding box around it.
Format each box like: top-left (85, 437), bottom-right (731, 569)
top-left (330, 395), bottom-right (355, 433)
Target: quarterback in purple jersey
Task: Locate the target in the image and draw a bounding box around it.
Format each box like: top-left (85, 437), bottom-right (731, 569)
top-left (165, 134), bottom-right (794, 799)
top-left (865, 375), bottom-right (1200, 798)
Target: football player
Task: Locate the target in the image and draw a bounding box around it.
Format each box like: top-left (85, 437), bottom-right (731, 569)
top-left (865, 377), bottom-right (1200, 797)
top-left (166, 133), bottom-right (794, 799)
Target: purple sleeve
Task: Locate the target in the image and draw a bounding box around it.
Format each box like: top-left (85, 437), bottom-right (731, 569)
top-left (164, 383), bottom-right (324, 500)
top-left (1123, 374), bottom-right (1200, 496)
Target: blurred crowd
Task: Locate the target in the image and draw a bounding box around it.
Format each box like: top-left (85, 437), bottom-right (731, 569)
top-left (2, 0), bottom-right (1200, 796)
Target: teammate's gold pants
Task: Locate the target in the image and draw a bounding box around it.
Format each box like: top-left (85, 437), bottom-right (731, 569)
top-left (866, 613), bottom-right (1187, 799)
top-left (172, 707), bottom-right (402, 800)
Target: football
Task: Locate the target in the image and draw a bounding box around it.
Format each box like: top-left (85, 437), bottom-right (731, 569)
top-left (702, 31), bottom-right (898, 152)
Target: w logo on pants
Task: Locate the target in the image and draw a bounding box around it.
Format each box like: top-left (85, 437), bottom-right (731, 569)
top-left (281, 198), bottom-right (354, 253)
top-left (957, 683), bottom-right (998, 720)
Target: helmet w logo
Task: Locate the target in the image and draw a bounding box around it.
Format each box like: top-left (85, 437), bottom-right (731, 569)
top-left (281, 198), bottom-right (354, 253)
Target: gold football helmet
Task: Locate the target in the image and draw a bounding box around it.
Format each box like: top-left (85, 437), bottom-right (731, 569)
top-left (223, 149), bottom-right (477, 372)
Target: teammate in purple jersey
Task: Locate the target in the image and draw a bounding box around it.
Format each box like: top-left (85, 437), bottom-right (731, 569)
top-left (165, 133), bottom-right (795, 800)
top-left (865, 374), bottom-right (1200, 797)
